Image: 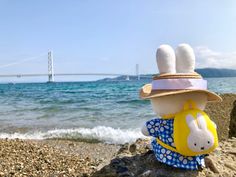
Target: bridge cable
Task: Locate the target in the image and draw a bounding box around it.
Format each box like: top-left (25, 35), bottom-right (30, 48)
top-left (0, 53), bottom-right (47, 69)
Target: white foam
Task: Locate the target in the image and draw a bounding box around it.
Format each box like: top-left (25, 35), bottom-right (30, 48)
top-left (0, 126), bottom-right (145, 144)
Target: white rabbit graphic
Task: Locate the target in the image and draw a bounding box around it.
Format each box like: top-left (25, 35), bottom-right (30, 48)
top-left (186, 113), bottom-right (214, 152)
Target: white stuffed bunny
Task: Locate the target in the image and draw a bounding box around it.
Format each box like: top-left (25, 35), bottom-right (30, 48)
top-left (140, 44), bottom-right (221, 170)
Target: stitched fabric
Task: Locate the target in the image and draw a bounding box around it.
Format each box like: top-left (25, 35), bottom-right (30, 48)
top-left (146, 118), bottom-right (205, 170)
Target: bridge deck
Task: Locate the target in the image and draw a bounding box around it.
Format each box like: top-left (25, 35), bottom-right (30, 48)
top-left (0, 73), bottom-right (129, 77)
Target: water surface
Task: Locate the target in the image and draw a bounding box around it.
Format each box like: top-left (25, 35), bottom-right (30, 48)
top-left (0, 77), bottom-right (235, 143)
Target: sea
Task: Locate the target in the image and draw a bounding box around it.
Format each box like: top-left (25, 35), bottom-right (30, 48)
top-left (0, 77), bottom-right (235, 144)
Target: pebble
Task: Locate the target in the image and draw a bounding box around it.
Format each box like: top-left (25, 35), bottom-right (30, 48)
top-left (139, 170), bottom-right (152, 177)
top-left (129, 143), bottom-right (137, 153)
top-left (227, 151), bottom-right (236, 156)
top-left (224, 163), bottom-right (236, 171)
top-left (205, 157), bottom-right (220, 173)
top-left (206, 174), bottom-right (216, 177)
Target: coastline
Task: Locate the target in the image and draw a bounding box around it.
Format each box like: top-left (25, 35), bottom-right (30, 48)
top-left (0, 138), bottom-right (236, 177)
top-left (0, 93), bottom-right (235, 176)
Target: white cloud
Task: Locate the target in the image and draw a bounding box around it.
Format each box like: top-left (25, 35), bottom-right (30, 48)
top-left (194, 46), bottom-right (236, 69)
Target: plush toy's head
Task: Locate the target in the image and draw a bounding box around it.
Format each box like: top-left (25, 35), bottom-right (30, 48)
top-left (140, 44), bottom-right (222, 117)
top-left (151, 92), bottom-right (207, 117)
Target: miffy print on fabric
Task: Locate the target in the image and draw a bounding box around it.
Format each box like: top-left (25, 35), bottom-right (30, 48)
top-left (140, 44), bottom-right (222, 170)
top-left (186, 113), bottom-right (215, 152)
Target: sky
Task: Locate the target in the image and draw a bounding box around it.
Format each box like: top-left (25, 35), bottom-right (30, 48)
top-left (0, 0), bottom-right (236, 82)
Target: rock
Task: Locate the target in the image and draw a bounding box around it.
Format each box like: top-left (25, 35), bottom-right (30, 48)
top-left (129, 143), bottom-right (137, 154)
top-left (139, 170), bottom-right (152, 177)
top-left (205, 174), bottom-right (216, 177)
top-left (92, 150), bottom-right (199, 177)
top-left (205, 94), bottom-right (236, 140)
top-left (117, 143), bottom-right (129, 155)
top-left (204, 157), bottom-right (219, 174)
top-left (227, 150), bottom-right (236, 156)
top-left (229, 100), bottom-right (236, 138)
top-left (224, 163), bottom-right (236, 171)
top-left (92, 137), bottom-right (236, 177)
top-left (68, 142), bottom-right (75, 147)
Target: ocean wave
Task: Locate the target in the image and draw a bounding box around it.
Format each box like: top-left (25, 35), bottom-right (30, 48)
top-left (116, 99), bottom-right (149, 105)
top-left (0, 126), bottom-right (145, 144)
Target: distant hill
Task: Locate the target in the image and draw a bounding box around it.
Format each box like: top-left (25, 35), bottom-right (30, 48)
top-left (196, 68), bottom-right (236, 78)
top-left (98, 68), bottom-right (236, 81)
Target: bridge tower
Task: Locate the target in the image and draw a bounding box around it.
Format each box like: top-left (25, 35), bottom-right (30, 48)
top-left (48, 51), bottom-right (55, 82)
top-left (136, 64), bottom-right (140, 80)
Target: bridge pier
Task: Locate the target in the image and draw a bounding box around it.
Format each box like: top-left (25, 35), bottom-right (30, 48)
top-left (48, 51), bottom-right (55, 82)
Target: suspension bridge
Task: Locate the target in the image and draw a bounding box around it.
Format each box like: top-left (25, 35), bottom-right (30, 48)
top-left (0, 51), bottom-right (141, 82)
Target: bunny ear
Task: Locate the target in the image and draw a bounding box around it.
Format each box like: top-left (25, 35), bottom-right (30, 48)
top-left (156, 45), bottom-right (176, 74)
top-left (196, 113), bottom-right (207, 130)
top-left (186, 114), bottom-right (198, 131)
top-left (175, 44), bottom-right (195, 73)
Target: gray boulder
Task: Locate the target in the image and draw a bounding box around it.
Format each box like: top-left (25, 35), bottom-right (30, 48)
top-left (92, 150), bottom-right (199, 177)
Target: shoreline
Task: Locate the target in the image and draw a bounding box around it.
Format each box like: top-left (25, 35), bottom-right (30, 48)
top-left (0, 138), bottom-right (236, 176)
top-left (0, 93), bottom-right (235, 176)
top-left (0, 93), bottom-right (235, 144)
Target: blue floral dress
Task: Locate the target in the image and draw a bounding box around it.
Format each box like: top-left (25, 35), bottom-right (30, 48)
top-left (146, 118), bottom-right (205, 170)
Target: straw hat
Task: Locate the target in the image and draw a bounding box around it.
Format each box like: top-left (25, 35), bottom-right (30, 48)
top-left (140, 44), bottom-right (222, 102)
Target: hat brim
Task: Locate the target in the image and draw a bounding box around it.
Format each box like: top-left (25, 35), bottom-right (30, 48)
top-left (140, 84), bottom-right (222, 102)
